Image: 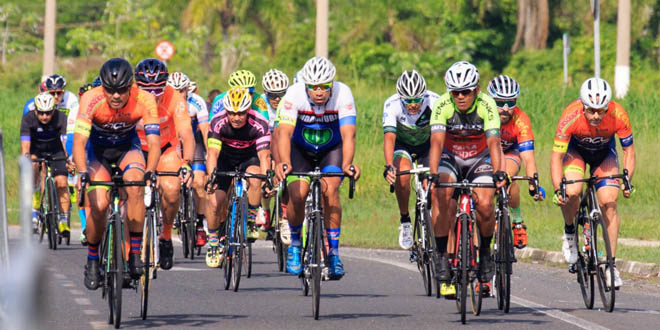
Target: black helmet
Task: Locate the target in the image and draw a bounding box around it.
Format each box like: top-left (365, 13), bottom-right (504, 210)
top-left (99, 58), bottom-right (134, 89)
top-left (135, 58), bottom-right (168, 86)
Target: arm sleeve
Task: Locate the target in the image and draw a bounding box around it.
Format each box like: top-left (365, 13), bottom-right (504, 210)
top-left (337, 86), bottom-right (357, 127)
top-left (552, 104), bottom-right (580, 153)
top-left (73, 94), bottom-right (93, 138)
top-left (20, 114), bottom-right (31, 142)
top-left (382, 99), bottom-right (397, 134)
top-left (207, 117), bottom-right (222, 151)
top-left (515, 110), bottom-right (535, 151)
top-left (430, 95), bottom-right (450, 133)
top-left (140, 92), bottom-right (160, 136)
top-left (614, 104), bottom-right (633, 147)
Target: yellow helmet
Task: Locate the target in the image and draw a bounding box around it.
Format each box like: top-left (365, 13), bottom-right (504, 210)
top-left (223, 86), bottom-right (252, 113)
top-left (228, 70), bottom-right (256, 88)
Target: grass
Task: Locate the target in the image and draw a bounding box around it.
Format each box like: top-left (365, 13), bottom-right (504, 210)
top-left (2, 76), bottom-right (660, 264)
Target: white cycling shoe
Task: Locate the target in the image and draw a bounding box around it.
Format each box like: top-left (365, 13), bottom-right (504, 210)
top-left (605, 266), bottom-right (623, 288)
top-left (562, 233), bottom-right (578, 264)
top-left (398, 223), bottom-right (413, 250)
top-left (280, 218), bottom-right (291, 245)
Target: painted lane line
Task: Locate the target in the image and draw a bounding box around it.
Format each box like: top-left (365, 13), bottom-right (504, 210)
top-left (83, 309), bottom-right (101, 316)
top-left (60, 281), bottom-right (75, 288)
top-left (90, 321), bottom-right (107, 329)
top-left (170, 266), bottom-right (204, 272)
top-left (53, 273), bottom-right (66, 280)
top-left (74, 297), bottom-right (92, 306)
top-left (69, 289), bottom-right (83, 295)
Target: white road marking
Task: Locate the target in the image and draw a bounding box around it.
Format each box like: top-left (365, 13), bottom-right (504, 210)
top-left (60, 281), bottom-right (75, 288)
top-left (83, 309), bottom-right (101, 316)
top-left (53, 273), bottom-right (66, 279)
top-left (74, 297), bottom-right (92, 306)
top-left (69, 289), bottom-right (83, 295)
top-left (170, 266), bottom-right (204, 272)
top-left (90, 321), bottom-right (107, 329)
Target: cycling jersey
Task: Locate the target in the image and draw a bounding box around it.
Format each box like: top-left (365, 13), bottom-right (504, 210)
top-left (553, 100), bottom-right (633, 153)
top-left (500, 106), bottom-right (535, 153)
top-left (74, 85), bottom-right (160, 147)
top-left (277, 81), bottom-right (357, 154)
top-left (430, 92), bottom-right (500, 159)
top-left (382, 91), bottom-right (440, 146)
top-left (210, 91), bottom-right (269, 120)
top-left (20, 110), bottom-right (67, 154)
top-left (186, 92), bottom-right (209, 133)
top-left (266, 100), bottom-right (277, 130)
top-left (137, 85), bottom-right (190, 152)
top-left (207, 109), bottom-right (270, 159)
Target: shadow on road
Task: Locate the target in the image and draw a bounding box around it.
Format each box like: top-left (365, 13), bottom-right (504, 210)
top-left (121, 313), bottom-right (247, 328)
top-left (320, 312), bottom-right (409, 320)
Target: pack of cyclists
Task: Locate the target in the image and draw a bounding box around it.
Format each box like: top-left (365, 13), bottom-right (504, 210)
top-left (20, 55), bottom-right (634, 315)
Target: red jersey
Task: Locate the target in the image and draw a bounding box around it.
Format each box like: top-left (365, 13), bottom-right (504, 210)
top-left (137, 85), bottom-right (191, 151)
top-left (500, 106), bottom-right (535, 153)
top-left (553, 100), bottom-right (633, 153)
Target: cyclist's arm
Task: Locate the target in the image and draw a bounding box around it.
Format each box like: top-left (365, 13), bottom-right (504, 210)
top-left (198, 122), bottom-right (209, 149)
top-left (550, 151), bottom-right (565, 191)
top-left (206, 138), bottom-right (221, 176)
top-left (145, 135), bottom-right (161, 173)
top-left (257, 149), bottom-right (271, 175)
top-left (73, 133), bottom-right (89, 173)
top-left (622, 144), bottom-right (635, 181)
top-left (519, 150), bottom-right (538, 178)
top-left (277, 123), bottom-right (294, 165)
top-left (487, 135), bottom-right (503, 173)
top-left (383, 132), bottom-right (396, 166)
top-left (428, 131), bottom-right (445, 175)
top-left (339, 124), bottom-right (356, 170)
top-left (19, 115), bottom-right (31, 156)
top-left (173, 98), bottom-right (194, 163)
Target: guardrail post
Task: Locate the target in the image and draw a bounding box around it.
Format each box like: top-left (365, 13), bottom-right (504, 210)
top-left (0, 129), bottom-right (9, 271)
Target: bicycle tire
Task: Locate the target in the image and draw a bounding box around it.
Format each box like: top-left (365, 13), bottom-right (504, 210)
top-left (470, 220), bottom-right (483, 316)
top-left (223, 215), bottom-right (233, 290)
top-left (38, 212), bottom-right (46, 244)
top-left (187, 189), bottom-right (197, 260)
top-left (422, 207), bottom-right (441, 299)
top-left (413, 213), bottom-right (431, 296)
top-left (593, 214), bottom-right (615, 312)
top-left (246, 242), bottom-right (253, 278)
top-left (311, 209), bottom-right (322, 320)
top-left (470, 277), bottom-right (482, 316)
top-left (140, 209), bottom-right (155, 320)
top-left (47, 179), bottom-right (59, 250)
top-left (575, 213), bottom-right (595, 309)
top-left (459, 214), bottom-right (469, 324)
top-left (500, 207), bottom-right (512, 313)
top-left (180, 207), bottom-right (189, 259)
top-left (111, 214), bottom-right (123, 328)
top-left (232, 198), bottom-right (244, 292)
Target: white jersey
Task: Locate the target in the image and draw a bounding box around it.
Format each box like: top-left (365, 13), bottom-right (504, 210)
top-left (382, 91), bottom-right (439, 146)
top-left (186, 92), bottom-right (209, 132)
top-left (57, 90), bottom-right (80, 155)
top-left (277, 81), bottom-right (357, 153)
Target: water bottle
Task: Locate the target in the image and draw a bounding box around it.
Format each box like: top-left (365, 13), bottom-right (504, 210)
top-left (144, 186), bottom-right (152, 208)
top-left (583, 222), bottom-right (591, 251)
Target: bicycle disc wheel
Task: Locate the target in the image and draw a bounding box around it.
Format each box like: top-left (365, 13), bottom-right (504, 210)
top-left (112, 216), bottom-right (123, 328)
top-left (593, 215), bottom-right (615, 312)
top-left (311, 214), bottom-right (322, 320)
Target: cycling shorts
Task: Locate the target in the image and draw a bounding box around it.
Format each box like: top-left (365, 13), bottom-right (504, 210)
top-left (393, 140), bottom-right (430, 167)
top-left (504, 150), bottom-right (521, 171)
top-left (192, 130), bottom-right (206, 172)
top-left (34, 150), bottom-right (68, 177)
top-left (438, 149), bottom-right (493, 184)
top-left (87, 136), bottom-right (145, 184)
top-left (288, 143), bottom-right (343, 185)
top-left (563, 142), bottom-right (619, 190)
top-left (214, 152), bottom-right (260, 192)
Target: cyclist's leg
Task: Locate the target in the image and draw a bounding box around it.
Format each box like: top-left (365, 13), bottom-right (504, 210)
top-left (393, 149), bottom-right (413, 249)
top-left (433, 152), bottom-right (457, 283)
top-left (156, 145), bottom-right (183, 270)
top-left (559, 147), bottom-right (586, 264)
top-left (205, 188), bottom-right (228, 268)
top-left (285, 145), bottom-right (312, 274)
top-left (504, 151), bottom-right (522, 219)
top-left (591, 147), bottom-right (621, 257)
top-left (52, 153), bottom-right (71, 232)
top-left (245, 161), bottom-right (264, 241)
top-left (192, 140), bottom-right (209, 245)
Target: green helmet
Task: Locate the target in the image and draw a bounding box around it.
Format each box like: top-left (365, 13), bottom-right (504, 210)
top-left (228, 69), bottom-right (256, 88)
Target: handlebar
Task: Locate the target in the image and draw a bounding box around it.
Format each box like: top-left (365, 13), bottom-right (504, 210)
top-left (78, 179), bottom-right (146, 207)
top-left (560, 169), bottom-right (632, 202)
top-left (389, 167), bottom-right (430, 194)
top-left (511, 173), bottom-right (542, 197)
top-left (284, 164), bottom-right (356, 199)
top-left (205, 168), bottom-right (273, 194)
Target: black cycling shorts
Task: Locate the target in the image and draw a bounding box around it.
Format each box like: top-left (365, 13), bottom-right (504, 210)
top-left (214, 152), bottom-right (260, 192)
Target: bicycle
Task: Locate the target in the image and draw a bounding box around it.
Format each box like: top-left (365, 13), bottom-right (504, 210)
top-left (270, 180), bottom-right (288, 272)
top-left (389, 163), bottom-right (439, 298)
top-left (491, 174), bottom-right (540, 313)
top-left (434, 179), bottom-right (497, 324)
top-left (285, 165), bottom-right (355, 320)
top-left (560, 169), bottom-right (632, 313)
top-left (140, 177), bottom-right (162, 320)
top-left (79, 165), bottom-right (146, 328)
top-left (32, 155), bottom-right (70, 249)
top-left (160, 169), bottom-right (198, 260)
top-left (207, 169), bottom-right (271, 292)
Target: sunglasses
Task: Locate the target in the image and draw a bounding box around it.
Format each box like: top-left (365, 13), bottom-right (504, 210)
top-left (228, 111), bottom-right (248, 116)
top-left (103, 85), bottom-right (131, 95)
top-left (402, 97), bottom-right (423, 105)
top-left (49, 91), bottom-right (64, 97)
top-left (584, 107), bottom-right (607, 115)
top-left (141, 86), bottom-right (165, 96)
top-left (495, 100), bottom-right (517, 108)
top-left (266, 91), bottom-right (286, 99)
top-left (306, 83), bottom-right (332, 91)
top-left (450, 89), bottom-right (474, 97)
top-left (37, 111), bottom-right (55, 116)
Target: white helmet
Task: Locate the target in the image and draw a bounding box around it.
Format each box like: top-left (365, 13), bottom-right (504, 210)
top-left (167, 72), bottom-right (190, 91)
top-left (222, 86), bottom-right (252, 113)
top-left (580, 77), bottom-right (612, 109)
top-left (187, 81), bottom-right (198, 94)
top-left (262, 69), bottom-right (290, 92)
top-left (444, 61), bottom-right (479, 91)
top-left (487, 75), bottom-right (520, 99)
top-left (293, 70), bottom-right (304, 84)
top-left (396, 70), bottom-right (426, 99)
top-left (34, 92), bottom-right (56, 112)
top-left (301, 56), bottom-right (336, 85)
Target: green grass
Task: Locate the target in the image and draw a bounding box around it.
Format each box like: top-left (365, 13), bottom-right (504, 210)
top-left (2, 78), bottom-right (660, 264)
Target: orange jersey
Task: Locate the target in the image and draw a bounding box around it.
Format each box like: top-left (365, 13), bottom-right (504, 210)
top-left (500, 106), bottom-right (535, 153)
top-left (74, 85), bottom-right (160, 147)
top-left (553, 100), bottom-right (633, 153)
top-left (137, 85), bottom-right (191, 151)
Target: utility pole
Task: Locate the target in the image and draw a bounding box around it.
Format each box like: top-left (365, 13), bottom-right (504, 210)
top-left (615, 0), bottom-right (631, 98)
top-left (315, 0), bottom-right (328, 58)
top-left (592, 0), bottom-right (600, 78)
top-left (43, 0), bottom-right (56, 77)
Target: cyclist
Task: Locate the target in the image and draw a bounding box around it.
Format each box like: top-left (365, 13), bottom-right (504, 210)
top-left (551, 77), bottom-right (635, 288)
top-left (486, 75), bottom-right (545, 249)
top-left (135, 59), bottom-right (194, 270)
top-left (167, 71), bottom-right (210, 247)
top-left (73, 58), bottom-right (161, 290)
top-left (210, 69), bottom-right (270, 121)
top-left (21, 93), bottom-right (71, 237)
top-left (23, 74), bottom-right (78, 116)
top-left (428, 61), bottom-right (506, 294)
top-left (274, 56), bottom-right (361, 280)
top-left (204, 86), bottom-right (272, 268)
top-left (383, 70), bottom-right (440, 250)
top-left (261, 69), bottom-right (290, 237)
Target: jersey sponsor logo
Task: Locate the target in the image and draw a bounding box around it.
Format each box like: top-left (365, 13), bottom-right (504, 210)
top-left (102, 122), bottom-right (131, 130)
top-left (254, 97), bottom-right (267, 110)
top-left (302, 127), bottom-right (333, 146)
top-left (552, 140), bottom-right (568, 152)
top-left (473, 164), bottom-right (492, 174)
top-left (284, 100), bottom-right (293, 110)
top-left (345, 103), bottom-right (354, 111)
top-left (298, 113), bottom-right (338, 124)
top-left (450, 144), bottom-right (479, 159)
top-left (576, 136), bottom-right (610, 146)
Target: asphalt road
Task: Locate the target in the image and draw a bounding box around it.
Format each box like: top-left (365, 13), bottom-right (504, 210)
top-left (4, 226), bottom-right (660, 329)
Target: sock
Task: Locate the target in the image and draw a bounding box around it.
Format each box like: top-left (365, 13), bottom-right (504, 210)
top-left (281, 203), bottom-right (288, 220)
top-left (208, 227), bottom-right (219, 247)
top-left (510, 206), bottom-right (522, 223)
top-left (78, 207), bottom-right (87, 231)
top-left (326, 227), bottom-right (340, 256)
top-left (161, 223), bottom-right (173, 240)
top-left (59, 212), bottom-right (69, 224)
top-left (436, 236), bottom-right (448, 255)
top-left (88, 242), bottom-right (99, 260)
top-left (480, 235), bottom-right (493, 254)
top-left (564, 224), bottom-right (576, 234)
top-left (196, 213), bottom-right (205, 227)
top-left (400, 213), bottom-right (411, 224)
top-left (247, 204), bottom-right (259, 224)
top-left (289, 223), bottom-right (302, 247)
top-left (130, 232), bottom-right (142, 255)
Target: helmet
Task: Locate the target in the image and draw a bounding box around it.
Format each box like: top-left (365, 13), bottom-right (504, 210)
top-left (34, 93), bottom-right (56, 112)
top-left (293, 70), bottom-right (304, 84)
top-left (262, 69), bottom-right (289, 92)
top-left (487, 75), bottom-right (520, 99)
top-left (45, 74), bottom-right (66, 91)
top-left (580, 77), bottom-right (612, 109)
top-left (167, 71), bottom-right (190, 90)
top-left (135, 58), bottom-right (168, 86)
top-left (444, 61), bottom-right (479, 91)
top-left (396, 70), bottom-right (426, 99)
top-left (228, 70), bottom-right (256, 88)
top-left (92, 76), bottom-right (102, 87)
top-left (187, 81), bottom-right (198, 94)
top-left (99, 58), bottom-right (134, 89)
top-left (301, 56), bottom-right (335, 85)
top-left (78, 83), bottom-right (93, 97)
top-left (222, 86), bottom-right (252, 113)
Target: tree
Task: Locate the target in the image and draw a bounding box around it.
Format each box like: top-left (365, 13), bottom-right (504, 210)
top-left (511, 0), bottom-right (549, 53)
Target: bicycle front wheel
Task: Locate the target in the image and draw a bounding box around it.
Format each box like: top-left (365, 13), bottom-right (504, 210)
top-left (495, 208), bottom-right (512, 313)
top-left (47, 179), bottom-right (59, 250)
top-left (232, 199), bottom-right (245, 292)
top-left (413, 214), bottom-right (431, 296)
top-left (575, 217), bottom-right (594, 309)
top-left (593, 215), bottom-right (615, 312)
top-left (186, 190), bottom-right (198, 259)
top-left (140, 209), bottom-right (155, 320)
top-left (311, 214), bottom-right (322, 320)
top-left (458, 214), bottom-right (469, 324)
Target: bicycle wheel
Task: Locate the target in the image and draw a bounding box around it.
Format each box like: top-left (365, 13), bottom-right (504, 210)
top-left (38, 211), bottom-right (46, 244)
top-left (469, 277), bottom-right (482, 316)
top-left (311, 213), bottom-right (322, 320)
top-left (575, 216), bottom-right (594, 309)
top-left (140, 210), bottom-right (155, 320)
top-left (470, 222), bottom-right (482, 316)
top-left (458, 214), bottom-right (469, 324)
top-left (246, 242), bottom-right (253, 278)
top-left (301, 217), bottom-right (311, 296)
top-left (111, 215), bottom-right (123, 328)
top-left (186, 190), bottom-right (197, 260)
top-left (232, 199), bottom-right (244, 292)
top-left (593, 214), bottom-right (615, 312)
top-left (47, 179), bottom-right (59, 250)
top-left (179, 210), bottom-right (189, 259)
top-left (497, 207), bottom-right (512, 313)
top-left (223, 218), bottom-right (232, 291)
top-left (413, 213), bottom-right (431, 296)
